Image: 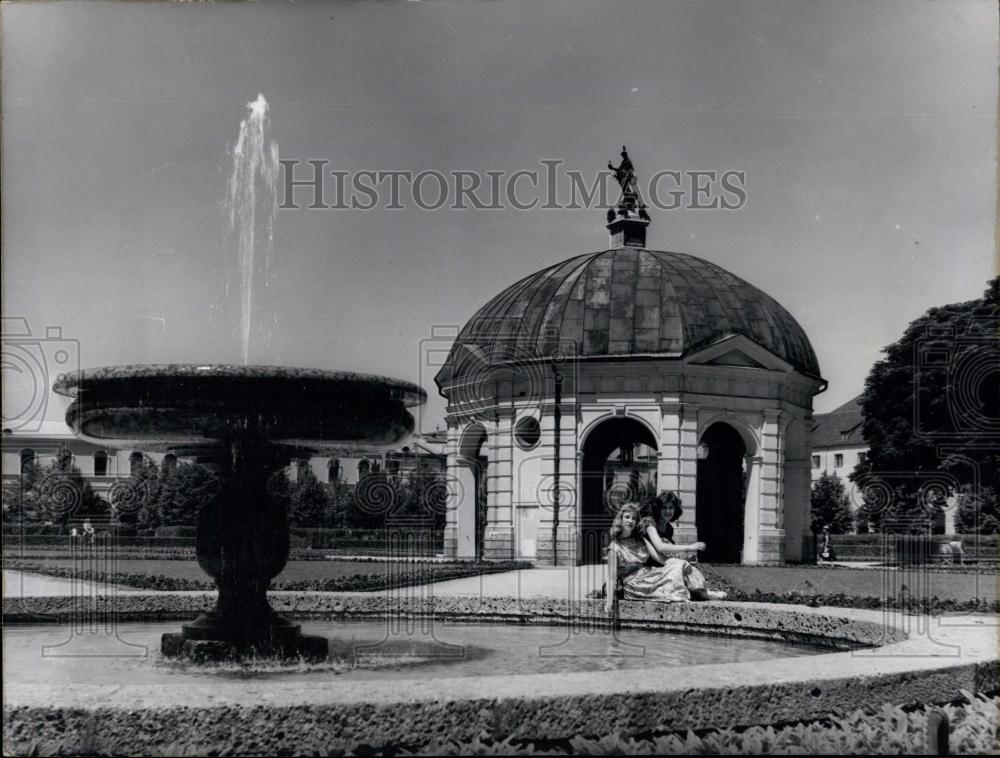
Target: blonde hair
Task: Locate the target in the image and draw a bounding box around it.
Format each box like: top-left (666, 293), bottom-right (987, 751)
top-left (609, 502), bottom-right (641, 540)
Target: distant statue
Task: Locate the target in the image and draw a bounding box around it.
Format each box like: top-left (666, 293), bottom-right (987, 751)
top-left (608, 146), bottom-right (635, 191)
top-left (607, 146), bottom-right (644, 217)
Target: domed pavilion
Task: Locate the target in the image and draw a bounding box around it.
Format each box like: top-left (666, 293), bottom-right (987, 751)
top-left (434, 154), bottom-right (826, 566)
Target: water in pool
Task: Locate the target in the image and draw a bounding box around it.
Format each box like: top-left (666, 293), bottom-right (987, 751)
top-left (4, 620), bottom-right (832, 684)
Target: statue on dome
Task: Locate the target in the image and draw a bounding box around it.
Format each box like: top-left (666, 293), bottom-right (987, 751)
top-left (607, 146), bottom-right (645, 219)
top-left (608, 146), bottom-right (636, 193)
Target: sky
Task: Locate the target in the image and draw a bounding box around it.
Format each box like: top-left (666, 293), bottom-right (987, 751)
top-left (2, 0), bottom-right (996, 435)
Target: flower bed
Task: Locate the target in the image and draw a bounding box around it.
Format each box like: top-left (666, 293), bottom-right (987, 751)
top-left (7, 692), bottom-right (996, 755)
top-left (4, 560), bottom-right (531, 593)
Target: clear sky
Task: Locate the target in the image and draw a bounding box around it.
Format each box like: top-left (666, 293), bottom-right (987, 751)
top-left (2, 0), bottom-right (996, 434)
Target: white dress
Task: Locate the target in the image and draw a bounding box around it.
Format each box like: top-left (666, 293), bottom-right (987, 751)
top-left (611, 536), bottom-right (706, 603)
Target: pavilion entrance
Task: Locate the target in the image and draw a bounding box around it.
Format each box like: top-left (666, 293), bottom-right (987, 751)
top-left (695, 422), bottom-right (748, 563)
top-left (579, 417), bottom-right (658, 564)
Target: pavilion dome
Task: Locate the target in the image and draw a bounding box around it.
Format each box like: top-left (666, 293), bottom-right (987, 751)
top-left (435, 247), bottom-right (821, 386)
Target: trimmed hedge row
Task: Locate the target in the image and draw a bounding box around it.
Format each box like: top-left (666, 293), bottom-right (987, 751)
top-left (4, 528), bottom-right (444, 554)
top-left (2, 535), bottom-right (195, 548)
top-left (827, 533), bottom-right (999, 562)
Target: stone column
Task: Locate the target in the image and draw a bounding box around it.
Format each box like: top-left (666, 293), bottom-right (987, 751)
top-left (443, 421), bottom-right (478, 559)
top-left (659, 403), bottom-right (699, 543)
top-left (755, 409), bottom-right (785, 564)
top-left (535, 399), bottom-right (579, 566)
top-left (484, 409), bottom-right (515, 560)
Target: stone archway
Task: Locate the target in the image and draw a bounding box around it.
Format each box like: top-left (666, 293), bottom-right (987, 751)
top-left (579, 417), bottom-right (658, 564)
top-left (696, 422), bottom-right (750, 563)
top-left (455, 423), bottom-right (488, 559)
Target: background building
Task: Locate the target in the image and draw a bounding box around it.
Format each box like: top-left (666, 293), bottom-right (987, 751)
top-left (809, 394), bottom-right (868, 481)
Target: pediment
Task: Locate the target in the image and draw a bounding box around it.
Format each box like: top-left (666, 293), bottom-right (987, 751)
top-left (705, 349), bottom-right (766, 369)
top-left (685, 334), bottom-right (793, 373)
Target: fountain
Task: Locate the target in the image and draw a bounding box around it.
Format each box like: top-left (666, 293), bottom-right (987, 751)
top-left (47, 95), bottom-right (428, 660)
top-left (53, 365), bottom-right (425, 659)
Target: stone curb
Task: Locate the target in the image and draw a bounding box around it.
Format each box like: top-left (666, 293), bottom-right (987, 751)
top-left (3, 593), bottom-right (997, 754)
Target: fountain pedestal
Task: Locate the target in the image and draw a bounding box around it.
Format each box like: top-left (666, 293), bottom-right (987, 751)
top-left (161, 437), bottom-right (327, 660)
top-left (53, 364), bottom-right (426, 663)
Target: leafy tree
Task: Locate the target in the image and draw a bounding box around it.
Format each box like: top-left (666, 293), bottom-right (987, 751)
top-left (810, 472), bottom-right (855, 534)
top-left (851, 278), bottom-right (999, 526)
top-left (325, 481), bottom-right (353, 529)
top-left (2, 459), bottom-right (44, 523)
top-left (288, 465), bottom-right (329, 528)
top-left (955, 484), bottom-right (1000, 535)
top-left (154, 461), bottom-right (220, 527)
top-left (349, 470), bottom-right (396, 528)
top-left (38, 455), bottom-right (107, 526)
top-left (114, 455), bottom-right (160, 527)
top-left (392, 461), bottom-right (448, 530)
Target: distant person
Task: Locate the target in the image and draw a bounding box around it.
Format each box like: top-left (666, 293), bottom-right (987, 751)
top-left (819, 525), bottom-right (835, 561)
top-left (70, 527), bottom-right (78, 539)
top-left (82, 519), bottom-right (95, 544)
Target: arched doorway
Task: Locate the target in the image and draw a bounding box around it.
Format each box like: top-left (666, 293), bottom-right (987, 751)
top-left (579, 417), bottom-right (658, 564)
top-left (456, 424), bottom-right (488, 560)
top-left (696, 422), bottom-right (748, 563)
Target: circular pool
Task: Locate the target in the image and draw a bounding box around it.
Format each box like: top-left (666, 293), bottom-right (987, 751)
top-left (4, 619), bottom-right (835, 686)
top-left (3, 591), bottom-right (996, 755)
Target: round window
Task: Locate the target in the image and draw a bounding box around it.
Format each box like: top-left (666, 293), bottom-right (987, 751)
top-left (514, 416), bottom-right (541, 450)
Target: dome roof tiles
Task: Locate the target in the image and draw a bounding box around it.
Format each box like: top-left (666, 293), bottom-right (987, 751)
top-left (437, 248), bottom-right (820, 386)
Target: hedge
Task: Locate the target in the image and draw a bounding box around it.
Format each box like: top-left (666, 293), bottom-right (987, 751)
top-left (154, 525), bottom-right (197, 538)
top-left (825, 533), bottom-right (999, 562)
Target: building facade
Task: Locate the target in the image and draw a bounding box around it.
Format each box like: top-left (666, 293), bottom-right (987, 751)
top-left (809, 394), bottom-right (867, 483)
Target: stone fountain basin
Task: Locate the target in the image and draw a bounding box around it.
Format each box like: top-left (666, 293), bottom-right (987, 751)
top-left (52, 364), bottom-right (426, 453)
top-left (3, 594), bottom-right (996, 754)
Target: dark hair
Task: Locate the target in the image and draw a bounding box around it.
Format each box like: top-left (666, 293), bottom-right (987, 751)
top-left (643, 491), bottom-right (683, 526)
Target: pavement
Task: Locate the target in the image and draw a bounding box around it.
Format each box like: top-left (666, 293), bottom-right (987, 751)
top-left (2, 569), bottom-right (168, 598)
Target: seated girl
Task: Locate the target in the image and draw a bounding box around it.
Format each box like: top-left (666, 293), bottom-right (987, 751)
top-left (638, 492), bottom-right (726, 602)
top-left (605, 502), bottom-right (716, 615)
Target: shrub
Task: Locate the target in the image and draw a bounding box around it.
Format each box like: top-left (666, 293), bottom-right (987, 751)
top-left (154, 525), bottom-right (197, 538)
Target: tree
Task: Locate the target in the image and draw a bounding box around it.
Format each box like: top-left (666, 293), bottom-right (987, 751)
top-left (955, 485), bottom-right (999, 535)
top-left (810, 472), bottom-right (855, 534)
top-left (113, 455), bottom-right (160, 527)
top-left (350, 470), bottom-right (396, 528)
top-left (851, 278), bottom-right (999, 527)
top-left (325, 481), bottom-right (353, 529)
top-left (154, 462), bottom-right (220, 527)
top-left (288, 466), bottom-right (329, 528)
top-left (392, 460), bottom-right (448, 530)
top-left (2, 459), bottom-right (43, 523)
top-left (38, 455), bottom-right (107, 526)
